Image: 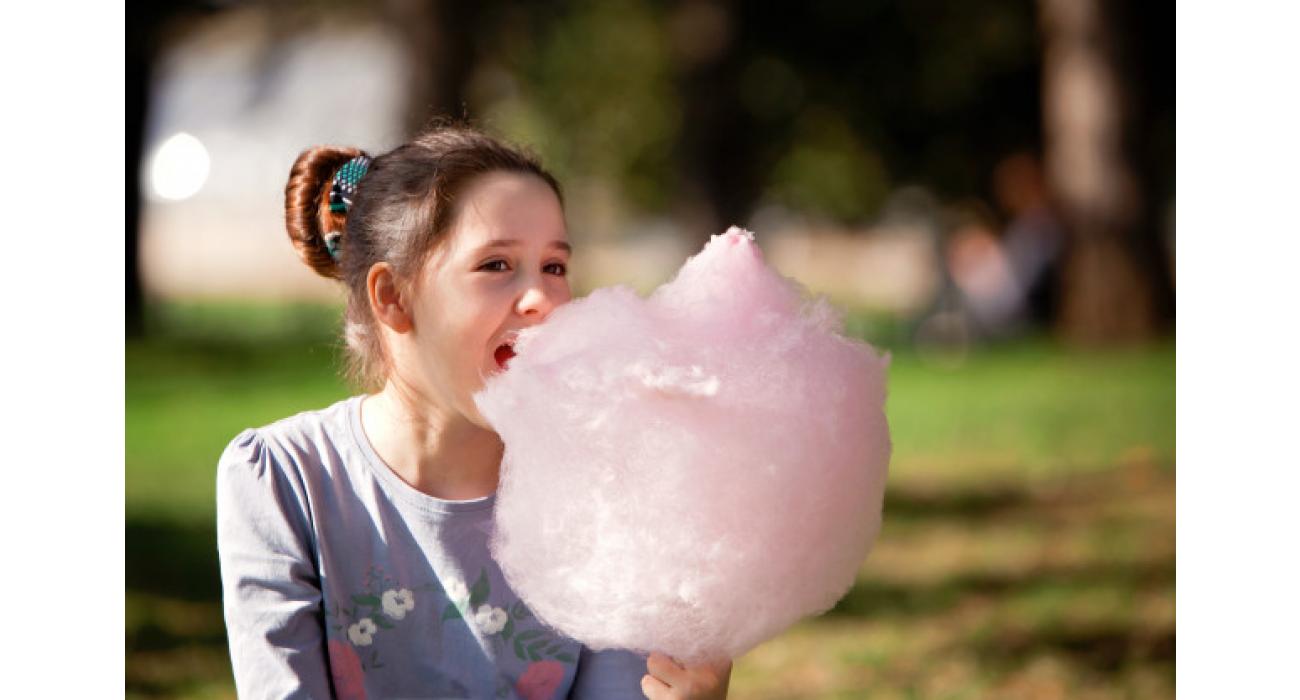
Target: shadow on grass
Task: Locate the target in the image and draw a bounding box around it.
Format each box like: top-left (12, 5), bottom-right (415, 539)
top-left (974, 624), bottom-right (1176, 674)
top-left (827, 558), bottom-right (1175, 620)
top-left (126, 516), bottom-right (222, 602)
top-left (883, 485), bottom-right (1034, 520)
top-left (126, 516), bottom-right (233, 698)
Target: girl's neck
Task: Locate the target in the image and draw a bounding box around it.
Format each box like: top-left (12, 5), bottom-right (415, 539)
top-left (360, 382), bottom-right (503, 501)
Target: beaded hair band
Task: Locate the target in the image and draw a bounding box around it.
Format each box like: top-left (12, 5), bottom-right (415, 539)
top-left (329, 154), bottom-right (371, 213)
top-left (324, 154), bottom-right (372, 261)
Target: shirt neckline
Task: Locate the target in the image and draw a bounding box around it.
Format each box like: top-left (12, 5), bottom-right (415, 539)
top-left (346, 394), bottom-right (497, 516)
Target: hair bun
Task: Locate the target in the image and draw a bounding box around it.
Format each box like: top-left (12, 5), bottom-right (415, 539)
top-left (284, 145), bottom-right (366, 279)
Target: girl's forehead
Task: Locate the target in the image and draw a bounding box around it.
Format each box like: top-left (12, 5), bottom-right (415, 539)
top-left (447, 175), bottom-right (568, 254)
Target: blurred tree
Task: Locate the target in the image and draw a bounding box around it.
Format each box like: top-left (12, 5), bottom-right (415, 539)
top-left (382, 0), bottom-right (485, 134)
top-left (128, 0), bottom-right (1170, 345)
top-left (667, 0), bottom-right (763, 246)
top-left (478, 0), bottom-right (682, 239)
top-left (684, 0), bottom-right (1044, 228)
top-left (1039, 0), bottom-right (1173, 342)
top-left (127, 0), bottom-right (222, 337)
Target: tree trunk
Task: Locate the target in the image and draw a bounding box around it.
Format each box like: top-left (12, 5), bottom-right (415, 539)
top-left (1039, 0), bottom-right (1161, 344)
top-left (383, 0), bottom-right (482, 135)
top-left (669, 0), bottom-right (763, 247)
top-left (126, 29), bottom-right (150, 338)
top-left (127, 1), bottom-right (215, 337)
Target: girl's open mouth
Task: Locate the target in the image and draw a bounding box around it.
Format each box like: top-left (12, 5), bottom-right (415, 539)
top-left (494, 343), bottom-right (517, 370)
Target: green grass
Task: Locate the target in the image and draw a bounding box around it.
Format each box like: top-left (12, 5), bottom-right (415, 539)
top-left (886, 338), bottom-right (1175, 484)
top-left (125, 301), bottom-right (1175, 699)
top-left (126, 302), bottom-right (352, 520)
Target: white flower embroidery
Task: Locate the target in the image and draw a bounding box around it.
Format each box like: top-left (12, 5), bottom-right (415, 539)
top-left (381, 588), bottom-right (415, 620)
top-left (348, 618), bottom-right (378, 646)
top-left (473, 605), bottom-right (508, 635)
top-left (444, 578), bottom-right (470, 603)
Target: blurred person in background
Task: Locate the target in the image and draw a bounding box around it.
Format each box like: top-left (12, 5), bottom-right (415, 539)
top-left (944, 151), bottom-right (1065, 341)
top-left (215, 123), bottom-right (730, 699)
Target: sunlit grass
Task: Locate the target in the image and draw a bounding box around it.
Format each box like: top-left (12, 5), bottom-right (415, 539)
top-left (732, 466), bottom-right (1174, 700)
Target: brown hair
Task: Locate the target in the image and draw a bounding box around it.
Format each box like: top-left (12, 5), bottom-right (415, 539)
top-left (284, 122), bottom-right (563, 390)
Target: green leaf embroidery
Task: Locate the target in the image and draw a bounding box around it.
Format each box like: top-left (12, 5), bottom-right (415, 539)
top-left (555, 652), bottom-right (576, 663)
top-left (442, 604), bottom-right (463, 621)
top-left (511, 601), bottom-right (532, 620)
top-left (527, 645), bottom-right (542, 662)
top-left (469, 569), bottom-right (490, 607)
top-left (501, 617), bottom-right (514, 640)
top-left (513, 637), bottom-right (528, 661)
top-left (515, 629), bottom-right (544, 643)
top-left (372, 614), bottom-right (394, 629)
top-left (352, 594), bottom-right (381, 607)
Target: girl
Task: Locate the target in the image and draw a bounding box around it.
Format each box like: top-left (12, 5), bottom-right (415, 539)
top-left (216, 124), bottom-right (732, 699)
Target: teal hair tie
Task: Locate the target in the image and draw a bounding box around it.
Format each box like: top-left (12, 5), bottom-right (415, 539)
top-left (324, 231), bottom-right (342, 261)
top-left (329, 155), bottom-right (372, 213)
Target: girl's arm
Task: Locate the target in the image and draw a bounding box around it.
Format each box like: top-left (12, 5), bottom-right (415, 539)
top-left (216, 428), bottom-right (333, 699)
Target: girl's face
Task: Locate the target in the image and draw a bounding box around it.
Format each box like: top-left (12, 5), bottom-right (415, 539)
top-left (405, 171), bottom-right (571, 428)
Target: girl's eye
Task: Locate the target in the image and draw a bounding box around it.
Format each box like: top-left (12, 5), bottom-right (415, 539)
top-left (478, 259), bottom-right (567, 275)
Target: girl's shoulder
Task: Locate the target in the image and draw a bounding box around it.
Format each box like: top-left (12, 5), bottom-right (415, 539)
top-left (218, 395), bottom-right (361, 480)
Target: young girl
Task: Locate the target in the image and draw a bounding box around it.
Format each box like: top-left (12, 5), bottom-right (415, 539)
top-left (216, 124), bottom-right (732, 699)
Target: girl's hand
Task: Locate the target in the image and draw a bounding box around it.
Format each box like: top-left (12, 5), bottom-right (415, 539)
top-left (641, 652), bottom-right (732, 699)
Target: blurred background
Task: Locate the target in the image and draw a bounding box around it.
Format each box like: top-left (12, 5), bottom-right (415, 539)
top-left (126, 0), bottom-right (1174, 697)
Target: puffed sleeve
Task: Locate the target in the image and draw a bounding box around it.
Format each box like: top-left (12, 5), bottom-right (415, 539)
top-left (568, 646), bottom-right (650, 699)
top-left (216, 428), bottom-right (332, 699)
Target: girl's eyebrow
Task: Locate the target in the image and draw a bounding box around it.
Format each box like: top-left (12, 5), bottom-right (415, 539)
top-left (474, 239), bottom-right (572, 254)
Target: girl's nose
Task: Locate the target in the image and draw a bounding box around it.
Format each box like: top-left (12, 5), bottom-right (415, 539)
top-left (515, 283), bottom-right (558, 319)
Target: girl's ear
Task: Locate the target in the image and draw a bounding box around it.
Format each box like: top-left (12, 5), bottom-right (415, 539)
top-left (367, 262), bottom-right (413, 333)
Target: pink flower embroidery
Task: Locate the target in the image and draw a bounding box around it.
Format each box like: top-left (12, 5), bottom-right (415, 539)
top-left (328, 639), bottom-right (367, 700)
top-left (516, 660), bottom-right (566, 700)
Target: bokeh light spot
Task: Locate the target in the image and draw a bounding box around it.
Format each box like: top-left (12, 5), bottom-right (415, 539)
top-left (150, 132), bottom-right (210, 201)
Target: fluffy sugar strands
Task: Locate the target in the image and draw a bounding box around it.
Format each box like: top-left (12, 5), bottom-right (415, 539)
top-left (474, 227), bottom-right (891, 664)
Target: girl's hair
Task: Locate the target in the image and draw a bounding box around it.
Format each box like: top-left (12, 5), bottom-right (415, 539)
top-left (284, 122), bottom-right (563, 390)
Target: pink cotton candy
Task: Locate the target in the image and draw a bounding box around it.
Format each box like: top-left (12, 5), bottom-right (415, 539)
top-left (473, 226), bottom-right (891, 664)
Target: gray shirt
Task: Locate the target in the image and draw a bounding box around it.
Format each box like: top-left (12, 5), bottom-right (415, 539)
top-left (216, 395), bottom-right (648, 699)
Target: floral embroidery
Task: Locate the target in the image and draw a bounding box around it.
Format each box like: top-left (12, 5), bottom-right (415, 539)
top-left (382, 588), bottom-right (415, 620)
top-left (348, 618), bottom-right (378, 646)
top-left (328, 639), bottom-right (367, 700)
top-left (325, 565), bottom-right (421, 670)
top-left (473, 604), bottom-right (509, 635)
top-left (440, 569), bottom-right (577, 665)
top-left (325, 562), bottom-right (577, 699)
top-left (516, 660), bottom-right (566, 700)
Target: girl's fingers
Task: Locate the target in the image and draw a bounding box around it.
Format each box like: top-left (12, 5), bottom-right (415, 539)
top-left (646, 652), bottom-right (687, 685)
top-left (641, 673), bottom-right (673, 699)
